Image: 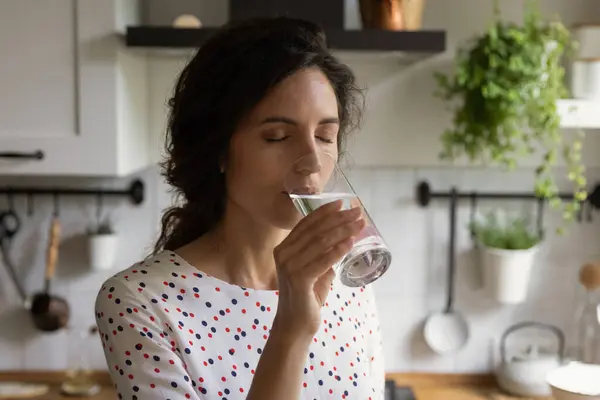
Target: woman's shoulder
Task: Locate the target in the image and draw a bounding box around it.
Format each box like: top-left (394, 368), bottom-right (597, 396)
top-left (95, 250), bottom-right (216, 305)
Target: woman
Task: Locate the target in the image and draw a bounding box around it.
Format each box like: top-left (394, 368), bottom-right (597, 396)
top-left (95, 16), bottom-right (385, 400)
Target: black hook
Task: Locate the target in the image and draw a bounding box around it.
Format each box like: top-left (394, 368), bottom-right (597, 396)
top-left (469, 192), bottom-right (478, 239)
top-left (576, 201), bottom-right (584, 223)
top-left (536, 198), bottom-right (545, 238)
top-left (52, 192), bottom-right (60, 217)
top-left (26, 193), bottom-right (34, 217)
top-left (96, 192), bottom-right (104, 227)
top-left (6, 191), bottom-right (15, 213)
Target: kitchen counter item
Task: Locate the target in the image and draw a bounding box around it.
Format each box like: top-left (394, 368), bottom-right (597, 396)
top-left (29, 214), bottom-right (70, 332)
top-left (386, 380), bottom-right (416, 400)
top-left (575, 262), bottom-right (600, 364)
top-left (496, 321), bottom-right (565, 397)
top-left (547, 362), bottom-right (600, 399)
top-left (424, 188), bottom-right (469, 354)
top-left (60, 326), bottom-right (101, 397)
top-left (0, 382), bottom-right (49, 399)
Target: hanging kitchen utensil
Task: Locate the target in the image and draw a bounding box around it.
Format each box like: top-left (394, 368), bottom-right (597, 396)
top-left (29, 206), bottom-right (70, 332)
top-left (0, 203), bottom-right (27, 303)
top-left (496, 321), bottom-right (565, 397)
top-left (423, 188), bottom-right (470, 354)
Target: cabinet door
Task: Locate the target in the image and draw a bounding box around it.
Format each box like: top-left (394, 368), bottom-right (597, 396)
top-left (0, 0), bottom-right (148, 176)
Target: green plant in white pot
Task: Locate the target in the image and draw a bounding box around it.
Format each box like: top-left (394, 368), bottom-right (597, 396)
top-left (87, 217), bottom-right (118, 271)
top-left (470, 213), bottom-right (542, 305)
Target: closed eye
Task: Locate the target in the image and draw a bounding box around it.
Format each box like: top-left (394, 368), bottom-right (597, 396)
top-left (264, 136), bottom-right (289, 143)
top-left (317, 137), bottom-right (335, 144)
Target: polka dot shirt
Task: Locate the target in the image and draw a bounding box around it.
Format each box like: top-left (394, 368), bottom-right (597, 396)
top-left (95, 250), bottom-right (385, 399)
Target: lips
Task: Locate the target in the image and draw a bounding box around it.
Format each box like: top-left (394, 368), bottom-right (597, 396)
top-left (283, 187), bottom-right (319, 195)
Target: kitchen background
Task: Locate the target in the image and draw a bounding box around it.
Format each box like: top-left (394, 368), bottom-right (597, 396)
top-left (1, 0), bottom-right (600, 376)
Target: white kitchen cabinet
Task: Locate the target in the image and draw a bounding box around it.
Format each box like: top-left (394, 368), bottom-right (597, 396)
top-left (0, 0), bottom-right (149, 176)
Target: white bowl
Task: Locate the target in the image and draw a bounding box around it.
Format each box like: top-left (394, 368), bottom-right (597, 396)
top-left (547, 362), bottom-right (600, 400)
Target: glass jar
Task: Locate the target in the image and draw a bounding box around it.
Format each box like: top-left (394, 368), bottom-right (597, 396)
top-left (60, 325), bottom-right (101, 396)
top-left (575, 262), bottom-right (600, 364)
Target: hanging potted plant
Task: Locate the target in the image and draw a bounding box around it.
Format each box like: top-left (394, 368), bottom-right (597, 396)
top-left (434, 0), bottom-right (587, 232)
top-left (87, 216), bottom-right (118, 271)
top-left (470, 213), bottom-right (542, 304)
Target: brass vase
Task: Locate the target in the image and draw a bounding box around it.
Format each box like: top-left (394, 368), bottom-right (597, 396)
top-left (359, 0), bottom-right (425, 31)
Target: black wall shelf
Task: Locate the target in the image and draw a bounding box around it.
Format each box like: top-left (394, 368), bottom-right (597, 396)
top-left (124, 26), bottom-right (446, 54)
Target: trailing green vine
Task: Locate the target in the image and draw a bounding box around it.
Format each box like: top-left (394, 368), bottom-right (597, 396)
top-left (434, 0), bottom-right (587, 232)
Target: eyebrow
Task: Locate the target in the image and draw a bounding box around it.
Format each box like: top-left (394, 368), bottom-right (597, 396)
top-left (260, 116), bottom-right (340, 126)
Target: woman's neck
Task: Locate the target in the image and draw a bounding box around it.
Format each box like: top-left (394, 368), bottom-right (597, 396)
top-left (176, 201), bottom-right (289, 291)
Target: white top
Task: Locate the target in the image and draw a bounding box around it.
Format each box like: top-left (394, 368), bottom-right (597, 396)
top-left (95, 250), bottom-right (385, 400)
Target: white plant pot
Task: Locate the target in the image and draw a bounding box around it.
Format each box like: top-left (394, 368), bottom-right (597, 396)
top-left (480, 245), bottom-right (539, 305)
top-left (88, 233), bottom-right (118, 271)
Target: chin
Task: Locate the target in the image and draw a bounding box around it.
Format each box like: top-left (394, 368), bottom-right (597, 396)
top-left (268, 210), bottom-right (303, 230)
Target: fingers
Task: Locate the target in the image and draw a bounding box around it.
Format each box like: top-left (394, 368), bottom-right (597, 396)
top-left (282, 205), bottom-right (363, 259)
top-left (290, 217), bottom-right (365, 273)
top-left (304, 237), bottom-right (355, 278)
top-left (286, 199), bottom-right (343, 240)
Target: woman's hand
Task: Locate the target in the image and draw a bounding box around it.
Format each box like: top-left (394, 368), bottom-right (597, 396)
top-left (273, 200), bottom-right (365, 340)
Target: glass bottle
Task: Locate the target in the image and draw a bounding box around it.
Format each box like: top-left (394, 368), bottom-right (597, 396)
top-left (60, 325), bottom-right (101, 396)
top-left (575, 262), bottom-right (600, 364)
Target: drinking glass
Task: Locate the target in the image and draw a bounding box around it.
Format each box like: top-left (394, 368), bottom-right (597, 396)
top-left (284, 151), bottom-right (391, 287)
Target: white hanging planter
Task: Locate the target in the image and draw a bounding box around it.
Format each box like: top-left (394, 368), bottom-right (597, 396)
top-left (87, 233), bottom-right (118, 271)
top-left (86, 216), bottom-right (118, 271)
top-left (479, 244), bottom-right (540, 305)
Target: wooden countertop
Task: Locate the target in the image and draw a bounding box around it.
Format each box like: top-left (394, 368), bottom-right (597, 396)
top-left (0, 371), bottom-right (553, 399)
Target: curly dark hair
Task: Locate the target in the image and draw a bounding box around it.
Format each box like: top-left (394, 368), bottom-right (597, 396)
top-left (153, 17), bottom-right (364, 255)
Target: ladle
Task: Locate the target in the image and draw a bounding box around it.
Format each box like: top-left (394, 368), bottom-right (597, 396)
top-left (29, 213), bottom-right (70, 332)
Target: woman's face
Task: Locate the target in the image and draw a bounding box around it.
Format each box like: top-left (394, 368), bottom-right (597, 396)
top-left (225, 67), bottom-right (340, 230)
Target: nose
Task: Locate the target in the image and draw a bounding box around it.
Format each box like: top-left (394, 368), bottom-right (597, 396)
top-left (293, 150), bottom-right (323, 176)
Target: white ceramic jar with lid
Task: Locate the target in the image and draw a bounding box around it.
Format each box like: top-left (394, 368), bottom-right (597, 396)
top-left (571, 25), bottom-right (600, 100)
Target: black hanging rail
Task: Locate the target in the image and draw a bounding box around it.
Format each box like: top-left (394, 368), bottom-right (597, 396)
top-left (0, 179), bottom-right (145, 206)
top-left (417, 180), bottom-right (600, 208)
top-left (416, 180), bottom-right (600, 223)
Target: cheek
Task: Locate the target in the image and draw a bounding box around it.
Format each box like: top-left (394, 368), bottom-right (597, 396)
top-left (226, 149), bottom-right (283, 198)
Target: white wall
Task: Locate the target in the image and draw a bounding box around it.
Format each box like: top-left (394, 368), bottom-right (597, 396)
top-left (1, 0), bottom-right (600, 373)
